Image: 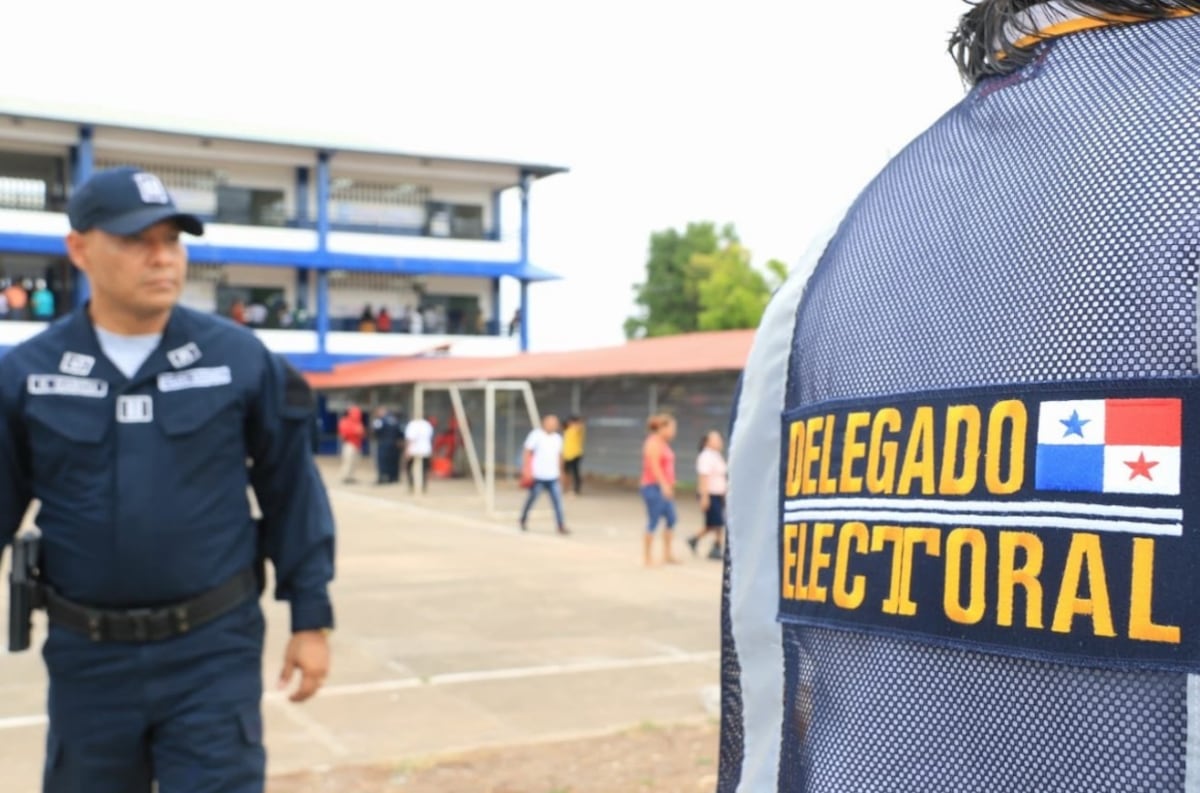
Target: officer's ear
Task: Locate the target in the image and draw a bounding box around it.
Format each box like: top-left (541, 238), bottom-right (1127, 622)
top-left (64, 231), bottom-right (92, 276)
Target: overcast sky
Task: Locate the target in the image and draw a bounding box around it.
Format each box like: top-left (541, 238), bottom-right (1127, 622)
top-left (3, 0), bottom-right (973, 350)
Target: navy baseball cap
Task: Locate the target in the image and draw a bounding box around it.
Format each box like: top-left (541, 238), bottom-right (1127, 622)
top-left (67, 166), bottom-right (204, 236)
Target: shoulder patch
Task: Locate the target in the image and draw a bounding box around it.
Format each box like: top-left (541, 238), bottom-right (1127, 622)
top-left (778, 379), bottom-right (1200, 673)
top-left (282, 360), bottom-right (314, 412)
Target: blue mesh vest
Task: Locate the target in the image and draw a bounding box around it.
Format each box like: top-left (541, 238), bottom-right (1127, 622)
top-left (721, 12), bottom-right (1200, 793)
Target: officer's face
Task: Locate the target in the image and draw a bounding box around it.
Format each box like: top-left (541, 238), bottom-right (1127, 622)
top-left (67, 221), bottom-right (186, 324)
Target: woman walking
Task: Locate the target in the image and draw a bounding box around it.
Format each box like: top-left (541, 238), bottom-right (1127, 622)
top-left (640, 413), bottom-right (679, 566)
top-left (688, 430), bottom-right (728, 560)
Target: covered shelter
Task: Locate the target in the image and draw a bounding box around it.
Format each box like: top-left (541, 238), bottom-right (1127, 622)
top-left (308, 330), bottom-right (754, 511)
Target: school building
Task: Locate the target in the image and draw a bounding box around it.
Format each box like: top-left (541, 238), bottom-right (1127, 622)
top-left (0, 103), bottom-right (566, 369)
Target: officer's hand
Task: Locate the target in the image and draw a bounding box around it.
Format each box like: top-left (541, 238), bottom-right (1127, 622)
top-left (279, 630), bottom-right (331, 703)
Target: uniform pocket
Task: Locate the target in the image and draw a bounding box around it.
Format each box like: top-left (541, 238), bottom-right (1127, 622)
top-left (236, 704), bottom-right (263, 747)
top-left (26, 395), bottom-right (110, 444)
top-left (157, 389), bottom-right (242, 438)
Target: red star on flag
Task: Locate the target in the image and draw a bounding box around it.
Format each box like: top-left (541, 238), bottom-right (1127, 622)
top-left (1124, 452), bottom-right (1159, 482)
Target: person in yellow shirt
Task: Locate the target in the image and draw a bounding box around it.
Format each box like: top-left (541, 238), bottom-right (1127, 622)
top-left (562, 415), bottom-right (586, 496)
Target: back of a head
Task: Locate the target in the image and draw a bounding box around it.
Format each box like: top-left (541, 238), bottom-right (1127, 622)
top-left (722, 10), bottom-right (1200, 793)
top-left (646, 413), bottom-right (672, 434)
top-left (950, 0), bottom-right (1200, 83)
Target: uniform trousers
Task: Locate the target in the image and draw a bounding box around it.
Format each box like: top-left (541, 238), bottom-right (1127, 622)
top-left (42, 600), bottom-right (266, 793)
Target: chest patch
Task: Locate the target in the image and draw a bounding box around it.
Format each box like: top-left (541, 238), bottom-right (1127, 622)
top-left (116, 394), bottom-right (153, 424)
top-left (166, 342), bottom-right (202, 369)
top-left (158, 366), bottom-right (232, 393)
top-left (58, 352), bottom-right (96, 377)
top-left (27, 374), bottom-right (108, 398)
top-left (777, 380), bottom-right (1200, 672)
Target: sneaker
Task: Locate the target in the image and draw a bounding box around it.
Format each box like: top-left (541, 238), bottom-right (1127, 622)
top-left (519, 521), bottom-right (528, 532)
top-left (708, 543), bottom-right (723, 560)
top-left (557, 526), bottom-right (571, 535)
top-left (686, 536), bottom-right (700, 556)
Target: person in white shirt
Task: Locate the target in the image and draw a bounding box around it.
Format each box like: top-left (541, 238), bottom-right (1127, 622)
top-left (687, 430), bottom-right (728, 560)
top-left (403, 415), bottom-right (435, 493)
top-left (519, 414), bottom-right (569, 535)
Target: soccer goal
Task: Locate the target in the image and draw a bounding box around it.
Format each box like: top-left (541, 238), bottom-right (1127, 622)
top-left (411, 379), bottom-right (540, 515)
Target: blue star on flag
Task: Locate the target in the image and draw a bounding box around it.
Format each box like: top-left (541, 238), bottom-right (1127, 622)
top-left (1060, 409), bottom-right (1091, 439)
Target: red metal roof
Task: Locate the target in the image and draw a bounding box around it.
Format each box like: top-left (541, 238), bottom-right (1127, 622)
top-left (306, 329), bottom-right (756, 390)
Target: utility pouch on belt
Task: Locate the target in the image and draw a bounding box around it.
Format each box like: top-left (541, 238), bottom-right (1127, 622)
top-left (8, 530), bottom-right (44, 653)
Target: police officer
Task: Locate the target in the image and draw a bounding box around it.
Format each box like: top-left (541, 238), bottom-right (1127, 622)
top-left (0, 166), bottom-right (336, 793)
top-left (371, 405), bottom-right (402, 484)
top-left (720, 4), bottom-right (1200, 792)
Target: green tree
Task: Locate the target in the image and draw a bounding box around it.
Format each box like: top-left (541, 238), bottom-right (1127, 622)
top-left (625, 222), bottom-right (785, 337)
top-left (624, 222), bottom-right (735, 339)
top-left (695, 247), bottom-right (788, 331)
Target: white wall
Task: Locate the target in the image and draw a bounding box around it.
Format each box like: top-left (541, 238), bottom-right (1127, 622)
top-left (0, 321), bottom-right (44, 347)
top-left (325, 332), bottom-right (517, 357)
top-left (326, 231), bottom-right (519, 262)
top-left (0, 208), bottom-right (68, 236)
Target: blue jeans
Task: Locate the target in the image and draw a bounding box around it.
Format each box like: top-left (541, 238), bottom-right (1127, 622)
top-left (640, 484), bottom-right (677, 532)
top-left (521, 479), bottom-right (565, 528)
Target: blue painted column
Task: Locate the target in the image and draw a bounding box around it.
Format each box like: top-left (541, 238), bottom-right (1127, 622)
top-left (73, 125), bottom-right (94, 308)
top-left (518, 171), bottom-right (532, 267)
top-left (519, 279), bottom-right (529, 352)
top-left (316, 153), bottom-right (330, 252)
top-left (316, 270), bottom-right (330, 354)
top-left (517, 171), bottom-right (532, 352)
top-left (315, 152), bottom-right (331, 355)
top-left (294, 166), bottom-right (311, 322)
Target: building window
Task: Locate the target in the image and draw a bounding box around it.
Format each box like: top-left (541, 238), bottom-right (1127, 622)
top-left (328, 179), bottom-right (430, 230)
top-left (425, 201), bottom-right (485, 240)
top-left (216, 186), bottom-right (287, 226)
top-left (0, 151), bottom-right (67, 211)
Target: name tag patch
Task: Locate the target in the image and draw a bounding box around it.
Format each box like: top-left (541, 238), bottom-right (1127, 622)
top-left (777, 381), bottom-right (1200, 672)
top-left (116, 394), bottom-right (153, 424)
top-left (27, 374), bottom-right (108, 398)
top-left (158, 366), bottom-right (232, 393)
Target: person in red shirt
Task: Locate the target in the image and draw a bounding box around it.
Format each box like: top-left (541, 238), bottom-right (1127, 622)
top-left (639, 413), bottom-right (678, 566)
top-left (337, 405), bottom-right (365, 483)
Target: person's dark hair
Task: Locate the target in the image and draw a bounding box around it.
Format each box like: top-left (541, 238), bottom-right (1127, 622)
top-left (950, 1), bottom-right (1200, 84)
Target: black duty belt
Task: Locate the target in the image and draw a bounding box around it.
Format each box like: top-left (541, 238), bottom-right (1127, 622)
top-left (44, 569), bottom-right (259, 643)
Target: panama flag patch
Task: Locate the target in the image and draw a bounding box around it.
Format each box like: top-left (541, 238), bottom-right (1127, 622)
top-left (1034, 398), bottom-right (1181, 495)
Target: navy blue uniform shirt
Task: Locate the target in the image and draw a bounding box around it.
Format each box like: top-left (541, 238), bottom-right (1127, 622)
top-left (0, 305), bottom-right (335, 632)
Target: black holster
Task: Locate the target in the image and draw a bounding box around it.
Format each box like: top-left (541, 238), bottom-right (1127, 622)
top-left (8, 530), bottom-right (44, 653)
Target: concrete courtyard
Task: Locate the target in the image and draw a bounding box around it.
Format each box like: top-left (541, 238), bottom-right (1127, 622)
top-left (0, 459), bottom-right (724, 788)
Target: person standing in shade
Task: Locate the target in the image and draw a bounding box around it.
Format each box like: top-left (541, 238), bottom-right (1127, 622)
top-left (687, 429), bottom-right (727, 561)
top-left (371, 406), bottom-right (402, 484)
top-left (640, 413), bottom-right (678, 566)
top-left (562, 415), bottom-right (586, 496)
top-left (403, 414), bottom-right (435, 493)
top-left (519, 414), bottom-right (569, 535)
top-left (30, 279), bottom-right (55, 320)
top-left (337, 405), bottom-right (365, 484)
top-left (4, 278), bottom-right (28, 320)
